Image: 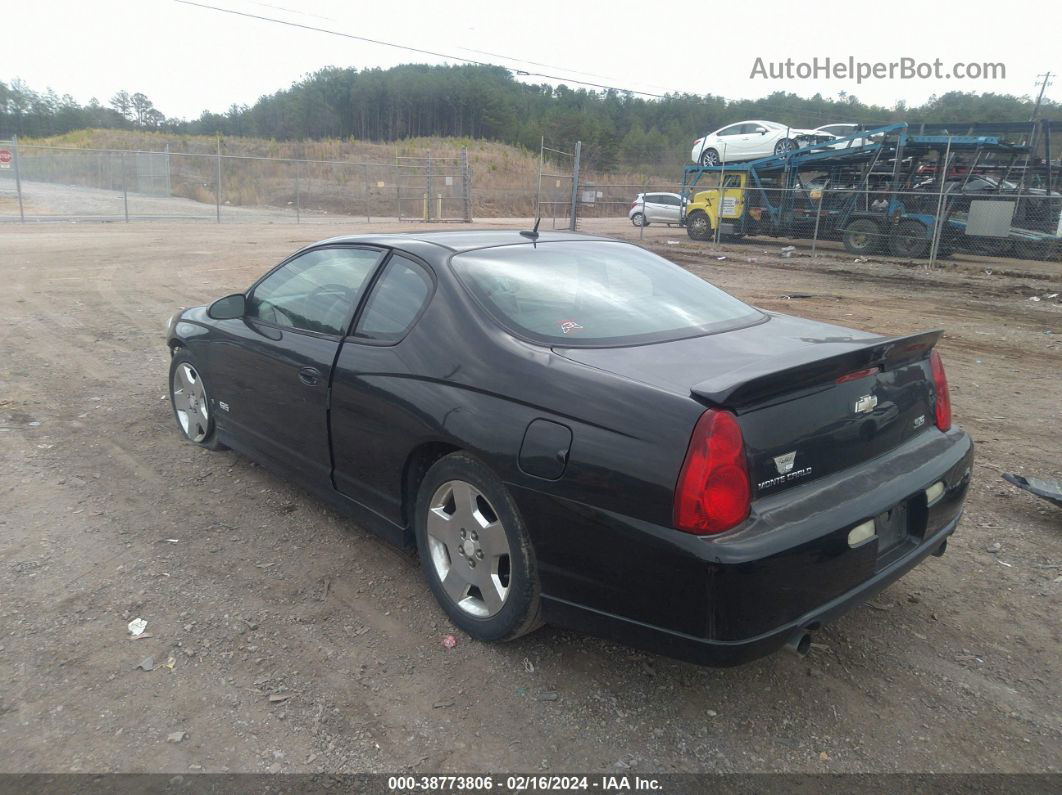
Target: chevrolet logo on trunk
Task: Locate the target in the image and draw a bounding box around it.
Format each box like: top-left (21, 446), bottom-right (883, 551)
top-left (854, 394), bottom-right (878, 414)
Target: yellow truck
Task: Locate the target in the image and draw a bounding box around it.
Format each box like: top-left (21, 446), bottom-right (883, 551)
top-left (683, 174), bottom-right (752, 241)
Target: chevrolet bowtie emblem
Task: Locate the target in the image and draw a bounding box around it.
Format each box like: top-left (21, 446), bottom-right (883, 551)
top-left (773, 451), bottom-right (796, 474)
top-left (854, 394), bottom-right (878, 414)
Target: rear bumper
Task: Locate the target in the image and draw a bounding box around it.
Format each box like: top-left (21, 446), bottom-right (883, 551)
top-left (541, 512), bottom-right (959, 667)
top-left (519, 427), bottom-right (973, 666)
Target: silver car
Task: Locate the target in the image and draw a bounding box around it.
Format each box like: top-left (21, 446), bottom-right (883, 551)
top-left (629, 192), bottom-right (684, 226)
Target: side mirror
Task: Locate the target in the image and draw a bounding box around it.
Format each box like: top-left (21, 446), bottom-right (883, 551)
top-left (756, 127), bottom-right (768, 135)
top-left (207, 293), bottom-right (246, 320)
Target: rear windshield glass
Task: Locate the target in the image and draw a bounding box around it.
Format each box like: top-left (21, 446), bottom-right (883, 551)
top-left (451, 241), bottom-right (764, 346)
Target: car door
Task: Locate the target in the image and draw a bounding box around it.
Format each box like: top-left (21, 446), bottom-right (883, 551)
top-left (659, 194), bottom-right (682, 223)
top-left (207, 245), bottom-right (385, 486)
top-left (329, 252), bottom-right (436, 522)
top-left (712, 124), bottom-right (743, 162)
top-left (735, 123), bottom-right (765, 158)
top-left (645, 194), bottom-right (668, 222)
top-left (744, 123), bottom-right (774, 158)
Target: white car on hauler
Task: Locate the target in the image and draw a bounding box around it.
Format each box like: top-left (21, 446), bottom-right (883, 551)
top-left (691, 120), bottom-right (832, 166)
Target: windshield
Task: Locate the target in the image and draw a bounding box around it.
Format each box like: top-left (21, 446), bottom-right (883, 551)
top-left (450, 241), bottom-right (764, 346)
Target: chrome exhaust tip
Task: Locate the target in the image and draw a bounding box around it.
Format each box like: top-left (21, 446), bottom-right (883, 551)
top-left (786, 631), bottom-right (812, 657)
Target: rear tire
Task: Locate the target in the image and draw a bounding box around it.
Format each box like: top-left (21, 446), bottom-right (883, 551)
top-left (686, 210), bottom-right (712, 241)
top-left (888, 220), bottom-right (930, 258)
top-left (1013, 239), bottom-right (1055, 261)
top-left (414, 452), bottom-right (542, 642)
top-left (700, 149), bottom-right (720, 167)
top-left (842, 218), bottom-right (883, 255)
top-left (631, 212), bottom-right (648, 227)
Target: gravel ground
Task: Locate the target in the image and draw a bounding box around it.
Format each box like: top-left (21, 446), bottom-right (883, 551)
top-left (0, 220), bottom-right (1058, 775)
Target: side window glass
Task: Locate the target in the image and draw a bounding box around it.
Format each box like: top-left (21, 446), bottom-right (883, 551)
top-left (247, 248), bottom-right (381, 335)
top-left (354, 255), bottom-right (433, 342)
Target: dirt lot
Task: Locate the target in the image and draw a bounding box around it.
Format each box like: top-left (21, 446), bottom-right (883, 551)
top-left (0, 220), bottom-right (1059, 775)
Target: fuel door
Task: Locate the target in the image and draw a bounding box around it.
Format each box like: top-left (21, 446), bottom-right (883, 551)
top-left (518, 419), bottom-right (573, 480)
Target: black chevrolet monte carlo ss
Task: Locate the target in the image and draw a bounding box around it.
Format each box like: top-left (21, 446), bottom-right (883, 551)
top-left (165, 230), bottom-right (972, 665)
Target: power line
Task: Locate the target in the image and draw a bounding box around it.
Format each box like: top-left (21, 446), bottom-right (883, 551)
top-left (171, 0), bottom-right (667, 97)
top-left (455, 46), bottom-right (676, 95)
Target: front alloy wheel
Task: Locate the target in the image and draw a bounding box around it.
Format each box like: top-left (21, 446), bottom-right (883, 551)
top-left (169, 350), bottom-right (224, 450)
top-left (172, 362), bottom-right (210, 442)
top-left (774, 138), bottom-right (798, 157)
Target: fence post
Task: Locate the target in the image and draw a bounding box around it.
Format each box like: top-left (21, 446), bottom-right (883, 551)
top-left (121, 151), bottom-right (129, 223)
top-left (294, 159), bottom-right (301, 224)
top-left (461, 146), bottom-right (472, 222)
top-left (426, 150), bottom-right (433, 222)
top-left (535, 136), bottom-right (544, 221)
top-left (640, 176), bottom-right (647, 242)
top-left (365, 163), bottom-right (371, 224)
top-left (215, 136), bottom-right (222, 224)
top-left (928, 136), bottom-right (952, 269)
top-left (12, 135), bottom-right (25, 223)
top-left (568, 140), bottom-right (582, 231)
top-left (715, 148), bottom-right (726, 246)
top-left (811, 187), bottom-right (824, 258)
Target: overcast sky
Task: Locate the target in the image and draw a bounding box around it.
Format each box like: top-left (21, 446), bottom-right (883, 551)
top-left (6, 0), bottom-right (1055, 120)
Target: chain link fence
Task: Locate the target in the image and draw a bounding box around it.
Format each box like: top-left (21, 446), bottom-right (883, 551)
top-left (2, 132), bottom-right (1060, 266)
top-left (0, 140), bottom-right (472, 224)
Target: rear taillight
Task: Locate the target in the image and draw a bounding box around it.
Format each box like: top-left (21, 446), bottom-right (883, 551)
top-left (929, 350), bottom-right (951, 431)
top-left (674, 409), bottom-right (750, 535)
top-left (694, 138), bottom-right (703, 146)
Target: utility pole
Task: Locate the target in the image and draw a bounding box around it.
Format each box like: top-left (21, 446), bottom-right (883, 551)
top-left (1021, 72), bottom-right (1054, 207)
top-left (1030, 72), bottom-right (1053, 122)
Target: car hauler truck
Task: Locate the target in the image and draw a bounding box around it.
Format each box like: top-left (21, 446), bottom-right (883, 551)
top-left (680, 122), bottom-right (1062, 260)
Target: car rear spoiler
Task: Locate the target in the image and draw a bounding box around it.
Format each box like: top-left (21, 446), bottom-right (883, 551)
top-left (690, 329), bottom-right (943, 408)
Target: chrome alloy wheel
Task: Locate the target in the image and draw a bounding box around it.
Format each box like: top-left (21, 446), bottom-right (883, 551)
top-left (426, 480), bottom-right (512, 617)
top-left (172, 362), bottom-right (209, 443)
top-left (775, 138), bottom-right (797, 156)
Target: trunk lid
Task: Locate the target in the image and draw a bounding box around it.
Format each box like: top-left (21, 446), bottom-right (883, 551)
top-left (554, 313), bottom-right (942, 495)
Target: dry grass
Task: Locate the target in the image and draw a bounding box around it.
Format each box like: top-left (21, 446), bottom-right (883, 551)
top-left (19, 130), bottom-right (675, 217)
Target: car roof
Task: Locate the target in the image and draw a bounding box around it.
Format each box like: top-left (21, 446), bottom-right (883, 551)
top-left (308, 229), bottom-right (614, 254)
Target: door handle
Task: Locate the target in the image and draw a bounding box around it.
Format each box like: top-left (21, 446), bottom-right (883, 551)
top-left (298, 367), bottom-right (321, 386)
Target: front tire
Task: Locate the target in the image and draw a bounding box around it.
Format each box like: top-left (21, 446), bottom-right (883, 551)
top-left (686, 210), bottom-right (712, 241)
top-left (774, 138), bottom-right (799, 157)
top-left (169, 350), bottom-right (225, 450)
top-left (415, 453), bottom-right (542, 642)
